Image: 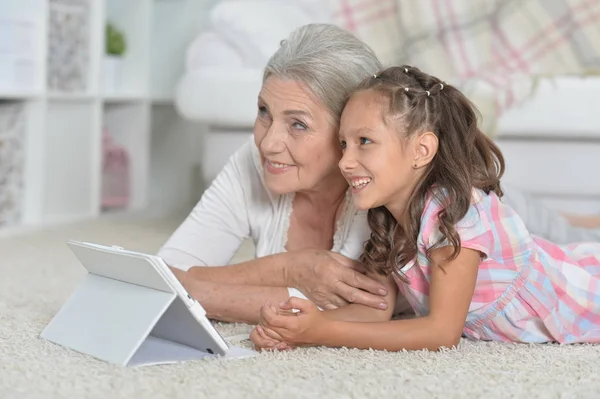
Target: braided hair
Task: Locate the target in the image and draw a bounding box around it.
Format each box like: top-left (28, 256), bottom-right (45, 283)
top-left (356, 65), bottom-right (505, 279)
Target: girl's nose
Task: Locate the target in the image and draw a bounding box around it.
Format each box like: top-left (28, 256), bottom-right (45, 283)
top-left (339, 149), bottom-right (357, 172)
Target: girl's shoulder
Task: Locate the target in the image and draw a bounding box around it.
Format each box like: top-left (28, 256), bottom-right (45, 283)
top-left (420, 187), bottom-right (497, 222)
top-left (418, 187), bottom-right (507, 257)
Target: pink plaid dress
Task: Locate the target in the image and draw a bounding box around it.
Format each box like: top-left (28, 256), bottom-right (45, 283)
top-left (395, 189), bottom-right (600, 344)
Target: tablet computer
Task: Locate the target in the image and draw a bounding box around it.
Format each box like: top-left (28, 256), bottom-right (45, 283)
top-left (67, 240), bottom-right (230, 353)
top-left (41, 240), bottom-right (233, 366)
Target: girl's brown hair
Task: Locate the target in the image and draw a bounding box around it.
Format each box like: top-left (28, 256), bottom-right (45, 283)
top-left (356, 66), bottom-right (505, 278)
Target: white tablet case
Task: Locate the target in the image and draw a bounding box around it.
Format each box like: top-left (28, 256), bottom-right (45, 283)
top-left (40, 241), bottom-right (249, 367)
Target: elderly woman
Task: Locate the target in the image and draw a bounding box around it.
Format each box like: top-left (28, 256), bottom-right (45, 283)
top-left (160, 23), bottom-right (600, 325)
top-left (160, 24), bottom-right (385, 324)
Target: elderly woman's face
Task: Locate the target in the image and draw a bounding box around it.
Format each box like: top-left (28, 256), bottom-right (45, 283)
top-left (254, 77), bottom-right (342, 195)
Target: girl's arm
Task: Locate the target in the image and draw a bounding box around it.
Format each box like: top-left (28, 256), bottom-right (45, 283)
top-left (258, 246), bottom-right (481, 351)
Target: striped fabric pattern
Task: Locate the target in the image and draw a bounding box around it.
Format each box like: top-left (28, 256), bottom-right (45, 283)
top-left (330, 0), bottom-right (600, 134)
top-left (395, 189), bottom-right (600, 344)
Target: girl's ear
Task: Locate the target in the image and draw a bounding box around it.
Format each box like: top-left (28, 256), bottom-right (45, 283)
top-left (413, 131), bottom-right (438, 168)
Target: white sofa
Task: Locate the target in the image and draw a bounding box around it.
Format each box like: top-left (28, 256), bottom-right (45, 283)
top-left (176, 66), bottom-right (260, 183)
top-left (175, 1), bottom-right (600, 216)
top-left (496, 76), bottom-right (600, 215)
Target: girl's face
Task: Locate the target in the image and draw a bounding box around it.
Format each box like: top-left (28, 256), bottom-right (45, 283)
top-left (338, 90), bottom-right (424, 216)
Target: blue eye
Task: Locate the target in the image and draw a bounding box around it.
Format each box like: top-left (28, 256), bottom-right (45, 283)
top-left (360, 137), bottom-right (372, 145)
top-left (292, 121), bottom-right (307, 130)
top-left (258, 106), bottom-right (268, 117)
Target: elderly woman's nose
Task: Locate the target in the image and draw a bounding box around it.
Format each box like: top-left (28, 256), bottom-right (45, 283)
top-left (261, 123), bottom-right (286, 153)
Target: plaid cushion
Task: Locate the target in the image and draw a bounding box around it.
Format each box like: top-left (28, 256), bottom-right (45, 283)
top-left (330, 0), bottom-right (600, 135)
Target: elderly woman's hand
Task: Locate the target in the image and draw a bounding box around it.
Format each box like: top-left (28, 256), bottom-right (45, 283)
top-left (287, 250), bottom-right (389, 311)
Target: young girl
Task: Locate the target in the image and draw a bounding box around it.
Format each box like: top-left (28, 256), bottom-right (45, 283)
top-left (249, 65), bottom-right (600, 352)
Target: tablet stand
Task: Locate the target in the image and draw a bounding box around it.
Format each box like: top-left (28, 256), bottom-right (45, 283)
top-left (40, 272), bottom-right (221, 366)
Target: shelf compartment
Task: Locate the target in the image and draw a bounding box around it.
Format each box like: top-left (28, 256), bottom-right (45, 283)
top-left (42, 100), bottom-right (99, 222)
top-left (103, 0), bottom-right (151, 97)
top-left (0, 100), bottom-right (26, 227)
top-left (46, 0), bottom-right (92, 94)
top-left (0, 0), bottom-right (46, 94)
top-left (102, 102), bottom-right (149, 212)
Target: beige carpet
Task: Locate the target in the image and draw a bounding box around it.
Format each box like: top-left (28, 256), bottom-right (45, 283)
top-left (1, 213), bottom-right (599, 399)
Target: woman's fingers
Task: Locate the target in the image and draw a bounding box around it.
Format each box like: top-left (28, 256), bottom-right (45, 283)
top-left (336, 270), bottom-right (388, 309)
top-left (345, 268), bottom-right (388, 296)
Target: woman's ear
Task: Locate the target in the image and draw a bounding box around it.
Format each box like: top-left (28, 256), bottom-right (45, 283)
top-left (413, 131), bottom-right (438, 168)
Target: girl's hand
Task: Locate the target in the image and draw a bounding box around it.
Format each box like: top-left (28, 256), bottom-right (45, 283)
top-left (258, 298), bottom-right (328, 346)
top-left (249, 325), bottom-right (294, 351)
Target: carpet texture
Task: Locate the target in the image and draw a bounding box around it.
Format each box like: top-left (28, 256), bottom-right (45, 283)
top-left (1, 214), bottom-right (599, 399)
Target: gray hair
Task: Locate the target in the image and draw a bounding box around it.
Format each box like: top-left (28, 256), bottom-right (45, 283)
top-left (263, 24), bottom-right (382, 123)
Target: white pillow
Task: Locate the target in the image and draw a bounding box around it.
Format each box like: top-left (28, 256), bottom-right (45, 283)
top-left (175, 67), bottom-right (263, 125)
top-left (185, 30), bottom-right (244, 70)
top-left (209, 0), bottom-right (329, 68)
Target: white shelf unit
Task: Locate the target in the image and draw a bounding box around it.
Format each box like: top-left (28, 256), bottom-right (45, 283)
top-left (0, 0), bottom-right (214, 231)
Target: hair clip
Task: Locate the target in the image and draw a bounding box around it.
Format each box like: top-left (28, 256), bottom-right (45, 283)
top-left (404, 67), bottom-right (409, 73)
top-left (426, 91), bottom-right (430, 96)
top-left (373, 74), bottom-right (378, 78)
top-left (439, 83), bottom-right (444, 90)
top-left (404, 87), bottom-right (409, 92)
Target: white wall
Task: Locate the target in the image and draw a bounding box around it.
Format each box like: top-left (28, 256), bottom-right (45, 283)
top-left (148, 0), bottom-right (218, 213)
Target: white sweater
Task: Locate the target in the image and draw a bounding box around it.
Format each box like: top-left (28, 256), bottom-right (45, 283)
top-left (157, 137), bottom-right (371, 297)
